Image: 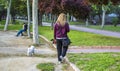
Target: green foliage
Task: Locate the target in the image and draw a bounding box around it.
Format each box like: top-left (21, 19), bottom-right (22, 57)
top-left (36, 63), bottom-right (54, 71)
top-left (112, 17), bottom-right (119, 27)
top-left (0, 20), bottom-right (6, 25)
top-left (88, 0), bottom-right (120, 5)
top-left (68, 53), bottom-right (120, 71)
top-left (0, 0), bottom-right (8, 8)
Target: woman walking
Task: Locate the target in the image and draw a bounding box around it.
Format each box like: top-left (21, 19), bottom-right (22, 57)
top-left (54, 13), bottom-right (70, 64)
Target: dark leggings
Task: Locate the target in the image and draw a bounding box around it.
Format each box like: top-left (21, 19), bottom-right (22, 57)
top-left (56, 39), bottom-right (68, 61)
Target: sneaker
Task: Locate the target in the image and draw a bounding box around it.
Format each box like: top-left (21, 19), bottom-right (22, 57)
top-left (16, 35), bottom-right (18, 37)
top-left (21, 33), bottom-right (23, 36)
top-left (60, 56), bottom-right (64, 62)
top-left (58, 61), bottom-right (61, 64)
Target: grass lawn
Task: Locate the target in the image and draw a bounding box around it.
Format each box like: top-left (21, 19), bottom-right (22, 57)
top-left (36, 63), bottom-right (55, 71)
top-left (69, 21), bottom-right (85, 25)
top-left (67, 53), bottom-right (120, 71)
top-left (0, 24), bottom-right (22, 31)
top-left (87, 25), bottom-right (120, 32)
top-left (39, 26), bottom-right (120, 46)
top-left (0, 20), bottom-right (6, 25)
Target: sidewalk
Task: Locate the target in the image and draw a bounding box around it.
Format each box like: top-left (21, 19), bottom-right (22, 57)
top-left (68, 48), bottom-right (120, 53)
top-left (0, 31), bottom-right (62, 71)
top-left (70, 25), bottom-right (120, 38)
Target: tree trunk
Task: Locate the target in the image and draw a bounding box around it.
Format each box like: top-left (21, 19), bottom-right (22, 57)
top-left (98, 14), bottom-right (102, 23)
top-left (4, 0), bottom-right (12, 31)
top-left (70, 16), bottom-right (73, 21)
top-left (27, 0), bottom-right (31, 37)
top-left (101, 5), bottom-right (106, 29)
top-left (86, 18), bottom-right (89, 26)
top-left (0, 15), bottom-right (1, 21)
top-left (67, 13), bottom-right (69, 22)
top-left (51, 14), bottom-right (57, 29)
top-left (12, 16), bottom-right (15, 24)
top-left (51, 14), bottom-right (55, 30)
top-left (9, 14), bottom-right (12, 24)
top-left (38, 11), bottom-right (42, 26)
top-left (43, 14), bottom-right (45, 21)
top-left (32, 0), bottom-right (39, 44)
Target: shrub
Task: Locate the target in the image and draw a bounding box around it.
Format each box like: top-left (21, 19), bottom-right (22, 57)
top-left (112, 17), bottom-right (119, 27)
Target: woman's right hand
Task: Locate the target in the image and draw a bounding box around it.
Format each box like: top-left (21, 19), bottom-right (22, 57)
top-left (53, 39), bottom-right (56, 44)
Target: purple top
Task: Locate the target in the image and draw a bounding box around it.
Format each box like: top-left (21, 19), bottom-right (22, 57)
top-left (54, 22), bottom-right (70, 39)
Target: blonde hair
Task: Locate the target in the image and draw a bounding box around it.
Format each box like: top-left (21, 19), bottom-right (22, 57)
top-left (56, 13), bottom-right (66, 26)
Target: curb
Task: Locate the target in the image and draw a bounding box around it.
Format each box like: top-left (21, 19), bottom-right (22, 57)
top-left (69, 46), bottom-right (120, 49)
top-left (39, 35), bottom-right (80, 71)
top-left (39, 35), bottom-right (56, 49)
top-left (65, 57), bottom-right (80, 71)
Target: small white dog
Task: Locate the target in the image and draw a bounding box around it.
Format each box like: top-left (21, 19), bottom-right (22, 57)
top-left (27, 45), bottom-right (35, 56)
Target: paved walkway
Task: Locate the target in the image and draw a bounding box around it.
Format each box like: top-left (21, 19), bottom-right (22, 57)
top-left (70, 25), bottom-right (120, 38)
top-left (68, 48), bottom-right (120, 53)
top-left (0, 31), bottom-right (63, 71)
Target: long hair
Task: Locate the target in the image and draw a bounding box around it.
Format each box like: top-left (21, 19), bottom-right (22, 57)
top-left (56, 13), bottom-right (66, 26)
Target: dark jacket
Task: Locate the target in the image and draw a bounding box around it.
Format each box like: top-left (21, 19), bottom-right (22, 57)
top-left (23, 24), bottom-right (28, 31)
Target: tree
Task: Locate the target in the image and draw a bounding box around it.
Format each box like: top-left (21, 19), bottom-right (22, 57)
top-left (38, 0), bottom-right (56, 26)
top-left (87, 0), bottom-right (120, 28)
top-left (87, 0), bottom-right (120, 5)
top-left (4, 0), bottom-right (12, 31)
top-left (0, 3), bottom-right (6, 21)
top-left (110, 5), bottom-right (120, 27)
top-left (10, 0), bottom-right (27, 24)
top-left (90, 5), bottom-right (102, 23)
top-left (101, 5), bottom-right (109, 28)
top-left (27, 0), bottom-right (31, 37)
top-left (61, 0), bottom-right (91, 19)
top-left (38, 0), bottom-right (91, 28)
top-left (38, 0), bottom-right (46, 26)
top-left (32, 0), bottom-right (39, 44)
